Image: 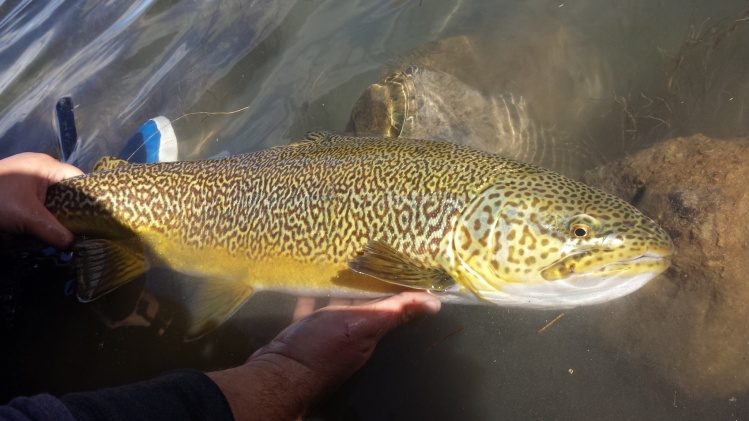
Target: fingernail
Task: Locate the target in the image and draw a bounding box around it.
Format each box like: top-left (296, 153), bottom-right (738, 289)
top-left (422, 299), bottom-right (441, 314)
top-left (55, 228), bottom-right (74, 250)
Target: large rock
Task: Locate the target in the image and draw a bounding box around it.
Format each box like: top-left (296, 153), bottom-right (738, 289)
top-left (583, 134), bottom-right (749, 398)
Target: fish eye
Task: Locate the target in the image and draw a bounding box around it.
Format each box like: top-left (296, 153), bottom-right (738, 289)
top-left (571, 224), bottom-right (591, 238)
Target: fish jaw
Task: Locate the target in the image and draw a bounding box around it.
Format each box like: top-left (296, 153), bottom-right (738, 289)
top-left (496, 245), bottom-right (671, 308)
top-left (477, 270), bottom-right (662, 308)
top-left (444, 230), bottom-right (671, 308)
top-left (447, 244), bottom-right (671, 309)
top-left (539, 241), bottom-right (673, 282)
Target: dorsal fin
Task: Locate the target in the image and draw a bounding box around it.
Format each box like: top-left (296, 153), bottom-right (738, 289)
top-left (287, 131), bottom-right (334, 147)
top-left (301, 131), bottom-right (331, 143)
top-left (94, 156), bottom-right (130, 172)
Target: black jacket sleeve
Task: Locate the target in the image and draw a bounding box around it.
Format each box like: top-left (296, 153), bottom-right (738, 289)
top-left (1, 394), bottom-right (76, 421)
top-left (60, 369), bottom-right (234, 421)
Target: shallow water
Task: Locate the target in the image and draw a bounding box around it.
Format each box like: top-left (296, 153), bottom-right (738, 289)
top-left (1, 0), bottom-right (749, 419)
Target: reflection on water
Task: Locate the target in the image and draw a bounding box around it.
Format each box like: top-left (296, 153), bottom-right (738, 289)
top-left (1, 0), bottom-right (749, 419)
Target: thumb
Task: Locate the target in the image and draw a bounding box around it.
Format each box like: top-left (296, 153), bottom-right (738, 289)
top-left (38, 159), bottom-right (83, 203)
top-left (46, 161), bottom-right (83, 184)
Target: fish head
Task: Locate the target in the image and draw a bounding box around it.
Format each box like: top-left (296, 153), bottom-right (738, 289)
top-left (450, 169), bottom-right (673, 308)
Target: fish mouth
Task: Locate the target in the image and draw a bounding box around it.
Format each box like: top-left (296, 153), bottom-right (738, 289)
top-left (621, 250), bottom-right (670, 263)
top-left (616, 245), bottom-right (673, 268)
top-left (541, 247), bottom-right (671, 281)
top-left (591, 250), bottom-right (671, 280)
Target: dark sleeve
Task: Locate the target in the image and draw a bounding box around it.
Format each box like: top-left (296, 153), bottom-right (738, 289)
top-left (1, 394), bottom-right (76, 421)
top-left (60, 369), bottom-right (234, 421)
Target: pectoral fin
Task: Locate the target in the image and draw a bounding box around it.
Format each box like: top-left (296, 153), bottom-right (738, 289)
top-left (74, 238), bottom-right (149, 302)
top-left (94, 156), bottom-right (130, 172)
top-left (348, 240), bottom-right (454, 291)
top-left (185, 281), bottom-right (254, 341)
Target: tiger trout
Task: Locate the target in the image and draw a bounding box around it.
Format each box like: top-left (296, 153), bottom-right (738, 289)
top-left (45, 132), bottom-right (673, 338)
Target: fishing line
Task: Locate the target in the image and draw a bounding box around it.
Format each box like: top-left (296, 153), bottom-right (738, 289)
top-left (125, 106), bottom-right (250, 162)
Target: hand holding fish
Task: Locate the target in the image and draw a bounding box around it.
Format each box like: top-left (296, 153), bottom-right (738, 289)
top-left (207, 291), bottom-right (441, 421)
top-left (0, 151), bottom-right (440, 420)
top-left (0, 152), bottom-right (82, 249)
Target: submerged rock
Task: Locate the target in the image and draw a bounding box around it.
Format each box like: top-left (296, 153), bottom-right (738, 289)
top-left (583, 134), bottom-right (749, 398)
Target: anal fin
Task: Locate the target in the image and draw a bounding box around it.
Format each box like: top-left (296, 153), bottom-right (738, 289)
top-left (348, 240), bottom-right (454, 291)
top-left (185, 281), bottom-right (254, 341)
top-left (74, 238), bottom-right (148, 302)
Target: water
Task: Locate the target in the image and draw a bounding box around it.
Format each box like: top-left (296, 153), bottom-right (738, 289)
top-left (1, 0), bottom-right (748, 419)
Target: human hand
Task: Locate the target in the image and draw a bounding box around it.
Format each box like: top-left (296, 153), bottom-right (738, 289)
top-left (291, 296), bottom-right (371, 321)
top-left (207, 291), bottom-right (441, 421)
top-left (0, 152), bottom-right (83, 249)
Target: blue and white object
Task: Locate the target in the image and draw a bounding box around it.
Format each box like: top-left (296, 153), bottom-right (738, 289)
top-left (54, 97), bottom-right (178, 166)
top-left (119, 116), bottom-right (178, 163)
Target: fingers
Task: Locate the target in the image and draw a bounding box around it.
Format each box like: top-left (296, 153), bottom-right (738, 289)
top-left (318, 292), bottom-right (441, 341)
top-left (23, 202), bottom-right (76, 249)
top-left (358, 291), bottom-right (441, 319)
top-left (327, 297), bottom-right (355, 306)
top-left (291, 292), bottom-right (440, 324)
top-left (34, 154), bottom-right (83, 202)
top-left (36, 157), bottom-right (81, 248)
top-left (292, 297), bottom-right (316, 321)
top-left (0, 152), bottom-right (81, 248)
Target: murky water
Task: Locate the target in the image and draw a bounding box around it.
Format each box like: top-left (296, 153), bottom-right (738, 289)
top-left (1, 0), bottom-right (749, 419)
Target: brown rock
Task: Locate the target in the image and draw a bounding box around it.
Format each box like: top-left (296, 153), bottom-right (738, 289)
top-left (583, 134), bottom-right (749, 398)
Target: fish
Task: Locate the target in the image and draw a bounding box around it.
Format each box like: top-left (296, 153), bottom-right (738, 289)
top-left (347, 65), bottom-right (604, 179)
top-left (45, 132), bottom-right (673, 338)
